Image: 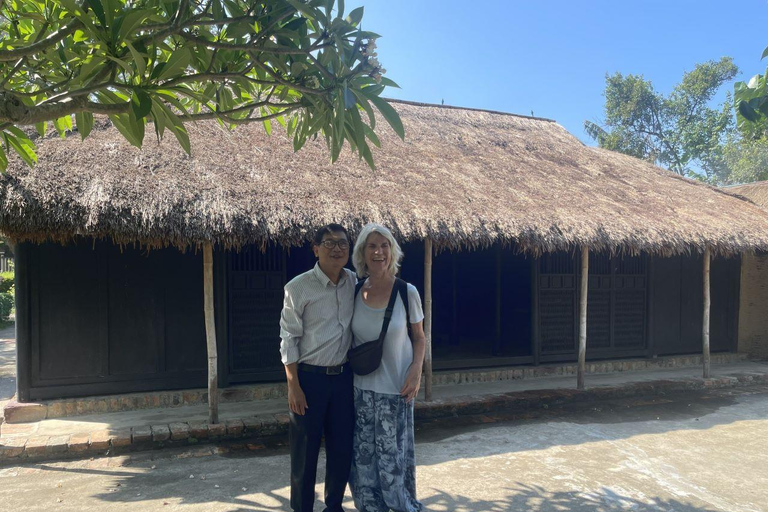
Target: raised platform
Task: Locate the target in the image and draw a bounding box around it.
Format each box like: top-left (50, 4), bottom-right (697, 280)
top-left (2, 352), bottom-right (749, 424)
top-left (1, 358), bottom-right (767, 465)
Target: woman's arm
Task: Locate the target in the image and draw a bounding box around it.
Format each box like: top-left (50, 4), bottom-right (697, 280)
top-left (400, 320), bottom-right (426, 402)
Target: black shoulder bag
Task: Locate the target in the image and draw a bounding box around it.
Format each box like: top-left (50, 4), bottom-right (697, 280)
top-left (348, 278), bottom-right (410, 375)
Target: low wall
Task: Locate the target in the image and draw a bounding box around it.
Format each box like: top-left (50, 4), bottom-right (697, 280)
top-left (739, 252), bottom-right (768, 359)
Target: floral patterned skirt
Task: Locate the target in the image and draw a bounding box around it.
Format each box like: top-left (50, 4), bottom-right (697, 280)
top-left (349, 387), bottom-right (423, 512)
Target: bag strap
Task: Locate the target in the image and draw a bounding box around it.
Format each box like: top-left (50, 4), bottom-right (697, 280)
top-left (395, 278), bottom-right (412, 339)
top-left (377, 280), bottom-right (400, 341)
top-left (355, 277), bottom-right (366, 298)
top-left (356, 277), bottom-right (411, 340)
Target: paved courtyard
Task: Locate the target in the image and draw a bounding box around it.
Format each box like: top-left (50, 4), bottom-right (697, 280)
top-left (0, 324), bottom-right (15, 418)
top-left (1, 384), bottom-right (766, 512)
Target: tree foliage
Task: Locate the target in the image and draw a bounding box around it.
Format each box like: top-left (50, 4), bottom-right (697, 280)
top-left (734, 46), bottom-right (768, 140)
top-left (0, 0), bottom-right (401, 171)
top-left (584, 58), bottom-right (737, 180)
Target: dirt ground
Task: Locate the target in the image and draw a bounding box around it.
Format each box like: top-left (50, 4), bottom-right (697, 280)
top-left (0, 323), bottom-right (16, 418)
top-left (1, 384), bottom-right (767, 512)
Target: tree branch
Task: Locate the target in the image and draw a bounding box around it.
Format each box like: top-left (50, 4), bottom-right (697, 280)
top-left (185, 104), bottom-right (301, 123)
top-left (250, 56), bottom-right (327, 95)
top-left (160, 71), bottom-right (256, 88)
top-left (180, 32), bottom-right (329, 54)
top-left (0, 19), bottom-right (81, 62)
top-left (0, 92), bottom-right (131, 125)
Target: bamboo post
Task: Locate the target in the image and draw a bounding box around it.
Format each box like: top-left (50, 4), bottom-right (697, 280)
top-left (203, 242), bottom-right (219, 424)
top-left (577, 247), bottom-right (589, 390)
top-left (424, 238), bottom-right (433, 401)
top-left (703, 246), bottom-right (711, 379)
top-left (494, 245), bottom-right (502, 354)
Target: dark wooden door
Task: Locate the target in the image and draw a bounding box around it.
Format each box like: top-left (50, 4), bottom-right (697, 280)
top-left (227, 247), bottom-right (287, 382)
top-left (538, 252), bottom-right (648, 362)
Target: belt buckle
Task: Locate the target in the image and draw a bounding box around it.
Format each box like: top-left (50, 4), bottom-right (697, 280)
top-left (326, 365), bottom-right (343, 376)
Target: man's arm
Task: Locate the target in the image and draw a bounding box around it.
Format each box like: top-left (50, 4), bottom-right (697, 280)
top-left (284, 362), bottom-right (308, 415)
top-left (280, 286), bottom-right (308, 415)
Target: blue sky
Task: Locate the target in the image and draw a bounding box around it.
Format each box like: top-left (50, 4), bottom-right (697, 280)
top-left (346, 0), bottom-right (768, 144)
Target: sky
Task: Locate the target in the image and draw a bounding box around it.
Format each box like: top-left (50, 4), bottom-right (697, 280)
top-left (345, 0), bottom-right (768, 144)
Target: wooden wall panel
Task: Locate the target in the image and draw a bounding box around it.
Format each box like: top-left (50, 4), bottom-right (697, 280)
top-left (650, 256), bottom-right (682, 355)
top-left (35, 241), bottom-right (103, 382)
top-left (164, 249), bottom-right (206, 372)
top-left (107, 245), bottom-right (164, 375)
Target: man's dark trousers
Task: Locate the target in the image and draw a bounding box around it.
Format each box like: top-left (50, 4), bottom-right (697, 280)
top-left (289, 366), bottom-right (354, 512)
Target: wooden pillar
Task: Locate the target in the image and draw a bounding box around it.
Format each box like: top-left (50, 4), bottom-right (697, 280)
top-left (703, 246), bottom-right (711, 379)
top-left (203, 242), bottom-right (219, 424)
top-left (451, 253), bottom-right (458, 344)
top-left (577, 246), bottom-right (589, 390)
top-left (424, 238), bottom-right (434, 401)
top-left (493, 245), bottom-right (502, 355)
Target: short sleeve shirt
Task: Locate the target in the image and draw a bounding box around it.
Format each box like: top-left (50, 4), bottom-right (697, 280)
top-left (351, 283), bottom-right (424, 395)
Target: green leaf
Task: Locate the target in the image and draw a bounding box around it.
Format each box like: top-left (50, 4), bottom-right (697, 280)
top-left (125, 41), bottom-right (147, 78)
top-left (378, 77), bottom-right (400, 89)
top-left (343, 84), bottom-right (356, 109)
top-left (263, 119), bottom-right (272, 135)
top-left (367, 95), bottom-right (404, 140)
top-left (85, 0), bottom-right (107, 27)
top-left (117, 9), bottom-right (151, 42)
top-left (109, 112), bottom-right (144, 148)
top-left (363, 124), bottom-right (381, 147)
top-left (762, 46), bottom-right (768, 60)
top-left (105, 54), bottom-right (133, 72)
top-left (151, 99), bottom-right (191, 154)
top-left (34, 122), bottom-right (47, 137)
top-left (346, 6), bottom-right (364, 26)
top-left (132, 89), bottom-right (153, 119)
top-left (359, 139), bottom-right (374, 169)
top-left (739, 100), bottom-right (759, 122)
top-left (285, 0), bottom-right (318, 18)
top-left (156, 49), bottom-right (191, 81)
top-left (75, 112), bottom-right (94, 140)
top-left (0, 144), bottom-right (7, 172)
top-left (4, 130), bottom-right (37, 168)
top-left (53, 116), bottom-right (72, 138)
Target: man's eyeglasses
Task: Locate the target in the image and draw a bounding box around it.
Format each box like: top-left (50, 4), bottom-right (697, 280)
top-left (320, 240), bottom-right (350, 250)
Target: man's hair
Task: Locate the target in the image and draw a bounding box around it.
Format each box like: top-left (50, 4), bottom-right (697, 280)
top-left (312, 223), bottom-right (349, 246)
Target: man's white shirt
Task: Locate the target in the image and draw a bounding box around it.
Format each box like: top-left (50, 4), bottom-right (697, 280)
top-left (279, 263), bottom-right (356, 366)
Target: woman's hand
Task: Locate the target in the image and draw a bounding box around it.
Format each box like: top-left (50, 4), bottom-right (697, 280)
top-left (400, 363), bottom-right (423, 403)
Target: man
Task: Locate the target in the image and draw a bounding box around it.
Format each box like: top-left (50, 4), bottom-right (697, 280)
top-left (280, 223), bottom-right (356, 512)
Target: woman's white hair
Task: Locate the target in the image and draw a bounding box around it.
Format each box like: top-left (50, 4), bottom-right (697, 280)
top-left (352, 223), bottom-right (404, 277)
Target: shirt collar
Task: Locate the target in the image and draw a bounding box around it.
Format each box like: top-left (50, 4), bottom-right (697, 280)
top-left (312, 262), bottom-right (347, 287)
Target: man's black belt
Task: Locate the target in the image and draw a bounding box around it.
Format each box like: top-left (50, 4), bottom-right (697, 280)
top-left (298, 362), bottom-right (347, 375)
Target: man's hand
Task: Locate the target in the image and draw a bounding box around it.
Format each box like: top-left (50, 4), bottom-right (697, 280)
top-left (400, 363), bottom-right (422, 403)
top-left (285, 363), bottom-right (308, 415)
top-left (288, 381), bottom-right (309, 415)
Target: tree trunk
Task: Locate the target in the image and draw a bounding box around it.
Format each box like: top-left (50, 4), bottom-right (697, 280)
top-left (703, 246), bottom-right (711, 379)
top-left (577, 247), bottom-right (589, 390)
top-left (423, 238), bottom-right (433, 401)
top-left (203, 243), bottom-right (219, 424)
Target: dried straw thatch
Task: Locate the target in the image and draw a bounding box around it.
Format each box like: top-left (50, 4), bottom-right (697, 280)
top-left (2, 100), bottom-right (768, 255)
top-left (725, 181), bottom-right (768, 209)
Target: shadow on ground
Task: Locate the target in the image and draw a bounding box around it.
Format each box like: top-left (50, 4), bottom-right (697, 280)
top-left (30, 463), bottom-right (725, 512)
top-left (15, 386), bottom-right (766, 511)
top-left (418, 483), bottom-right (723, 512)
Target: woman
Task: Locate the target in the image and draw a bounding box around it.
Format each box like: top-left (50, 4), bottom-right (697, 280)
top-left (349, 223), bottom-right (426, 512)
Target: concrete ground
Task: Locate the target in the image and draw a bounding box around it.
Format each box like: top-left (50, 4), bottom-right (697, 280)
top-left (1, 384), bottom-right (766, 512)
top-left (0, 323), bottom-right (15, 418)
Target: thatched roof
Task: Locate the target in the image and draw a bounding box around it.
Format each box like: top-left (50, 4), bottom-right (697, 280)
top-left (725, 181), bottom-right (768, 209)
top-left (2, 99), bottom-right (768, 255)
